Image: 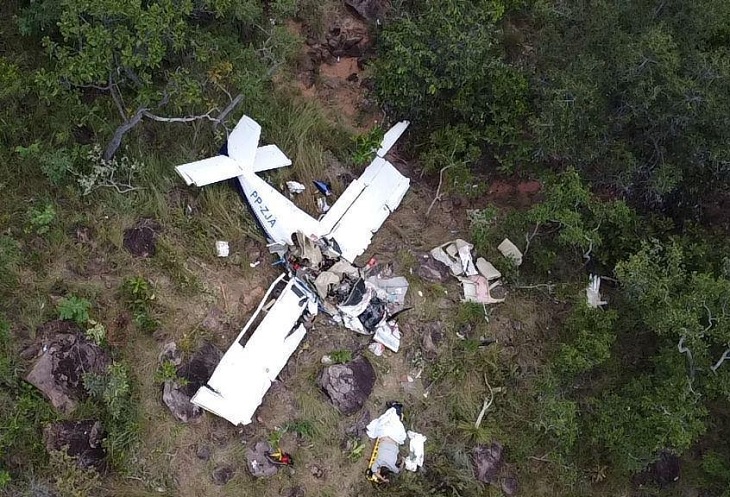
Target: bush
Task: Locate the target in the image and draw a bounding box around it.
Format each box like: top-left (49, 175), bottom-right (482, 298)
top-left (555, 303), bottom-right (618, 378)
top-left (56, 296), bottom-right (91, 325)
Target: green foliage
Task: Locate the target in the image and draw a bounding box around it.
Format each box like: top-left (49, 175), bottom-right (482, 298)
top-left (531, 0), bottom-right (730, 212)
top-left (375, 0), bottom-right (530, 170)
top-left (588, 349), bottom-right (707, 474)
top-left (57, 295), bottom-right (91, 325)
top-left (154, 360), bottom-right (185, 385)
top-left (121, 276), bottom-right (159, 333)
top-left (555, 303), bottom-right (618, 377)
top-left (0, 470), bottom-right (10, 488)
top-left (616, 239), bottom-right (730, 397)
top-left (351, 127), bottom-right (383, 166)
top-left (84, 320), bottom-right (106, 347)
top-left (83, 362), bottom-right (138, 470)
top-left (0, 236), bottom-right (20, 300)
top-left (48, 450), bottom-right (101, 497)
top-left (526, 169), bottom-right (638, 265)
top-left (328, 350), bottom-right (353, 365)
top-left (26, 203), bottom-right (57, 235)
top-left (284, 419), bottom-right (315, 439)
top-left (84, 363), bottom-right (130, 419)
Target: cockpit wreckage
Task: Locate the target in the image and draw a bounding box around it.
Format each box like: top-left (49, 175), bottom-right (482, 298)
top-left (175, 116), bottom-right (411, 426)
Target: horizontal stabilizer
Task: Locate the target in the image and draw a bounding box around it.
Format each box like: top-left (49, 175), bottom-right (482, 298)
top-left (253, 144), bottom-right (292, 172)
top-left (175, 155), bottom-right (242, 187)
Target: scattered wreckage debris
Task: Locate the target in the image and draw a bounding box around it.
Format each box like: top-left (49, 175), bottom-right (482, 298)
top-left (586, 274), bottom-right (607, 308)
top-left (122, 218), bottom-right (160, 258)
top-left (215, 240), bottom-right (230, 257)
top-left (430, 239), bottom-right (508, 305)
top-left (318, 356), bottom-right (376, 415)
top-left (26, 331), bottom-right (110, 413)
top-left (44, 420), bottom-right (106, 470)
top-left (366, 403), bottom-right (427, 483)
top-left (175, 116), bottom-right (412, 426)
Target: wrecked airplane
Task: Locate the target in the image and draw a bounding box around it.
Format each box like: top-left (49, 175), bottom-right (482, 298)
top-left (175, 116), bottom-right (411, 425)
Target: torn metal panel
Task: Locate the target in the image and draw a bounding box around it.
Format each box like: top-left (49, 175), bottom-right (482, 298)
top-left (497, 238), bottom-right (523, 266)
top-left (476, 258), bottom-right (501, 281)
top-left (376, 121), bottom-right (410, 158)
top-left (431, 239), bottom-right (478, 277)
top-left (367, 276), bottom-right (409, 311)
top-left (461, 275), bottom-right (505, 304)
top-left (373, 321), bottom-right (401, 352)
top-left (191, 275), bottom-right (314, 426)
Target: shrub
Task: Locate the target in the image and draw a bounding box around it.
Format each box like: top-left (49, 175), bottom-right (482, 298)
top-left (57, 296), bottom-right (91, 325)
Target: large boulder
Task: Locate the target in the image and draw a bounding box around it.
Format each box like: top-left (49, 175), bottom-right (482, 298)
top-left (472, 442), bottom-right (504, 484)
top-left (44, 420), bottom-right (105, 470)
top-left (318, 356), bottom-right (375, 415)
top-left (26, 332), bottom-right (110, 413)
top-left (344, 0), bottom-right (389, 21)
top-left (162, 342), bottom-right (222, 423)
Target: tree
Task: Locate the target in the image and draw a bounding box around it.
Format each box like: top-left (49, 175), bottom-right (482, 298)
top-left (374, 0), bottom-right (530, 171)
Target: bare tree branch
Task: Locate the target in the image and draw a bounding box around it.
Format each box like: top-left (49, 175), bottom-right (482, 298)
top-left (426, 165), bottom-right (454, 216)
top-left (678, 336), bottom-right (696, 381)
top-left (711, 348), bottom-right (730, 373)
top-left (103, 106), bottom-right (147, 160)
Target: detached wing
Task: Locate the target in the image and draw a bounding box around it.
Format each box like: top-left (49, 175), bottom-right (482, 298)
top-left (191, 275), bottom-right (311, 426)
top-left (321, 157), bottom-right (410, 262)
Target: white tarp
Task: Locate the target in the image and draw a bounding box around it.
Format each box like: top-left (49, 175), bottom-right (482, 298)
top-left (405, 431), bottom-right (426, 471)
top-left (366, 407), bottom-right (407, 444)
top-left (191, 275), bottom-right (314, 425)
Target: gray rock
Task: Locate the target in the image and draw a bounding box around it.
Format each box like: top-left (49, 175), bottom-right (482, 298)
top-left (318, 356), bottom-right (376, 415)
top-left (162, 343), bottom-right (222, 423)
top-left (195, 444), bottom-right (211, 461)
top-left (26, 333), bottom-right (110, 413)
top-left (501, 475), bottom-right (519, 495)
top-left (345, 409), bottom-right (371, 438)
top-left (211, 464), bottom-right (235, 485)
top-left (159, 342), bottom-right (182, 366)
top-left (282, 486), bottom-right (305, 497)
top-left (201, 307), bottom-right (226, 333)
top-left (344, 0), bottom-right (389, 21)
top-left (246, 441), bottom-right (279, 478)
top-left (163, 380), bottom-right (203, 423)
top-left (416, 255), bottom-right (451, 283)
top-left (472, 442), bottom-right (504, 484)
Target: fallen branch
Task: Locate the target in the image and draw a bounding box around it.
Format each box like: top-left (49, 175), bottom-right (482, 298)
top-left (475, 375), bottom-right (494, 429)
top-left (426, 165), bottom-right (454, 216)
top-left (677, 336), bottom-right (696, 380)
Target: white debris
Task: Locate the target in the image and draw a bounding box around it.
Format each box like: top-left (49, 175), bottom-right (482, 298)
top-left (373, 321), bottom-right (401, 353)
top-left (317, 197), bottom-right (330, 213)
top-left (461, 275), bottom-right (505, 305)
top-left (586, 274), bottom-right (607, 308)
top-left (368, 342), bottom-right (385, 356)
top-left (377, 121), bottom-right (410, 158)
top-left (216, 241), bottom-right (230, 257)
top-left (366, 407), bottom-right (407, 444)
top-left (367, 276), bottom-right (409, 311)
top-left (405, 431), bottom-right (426, 472)
top-left (476, 258), bottom-right (501, 281)
top-left (286, 181), bottom-right (306, 194)
top-left (498, 238), bottom-right (523, 266)
top-left (430, 239), bottom-right (478, 276)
